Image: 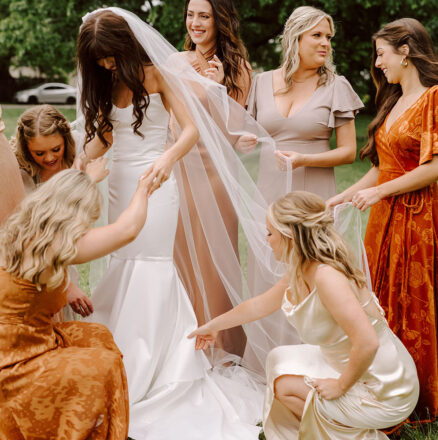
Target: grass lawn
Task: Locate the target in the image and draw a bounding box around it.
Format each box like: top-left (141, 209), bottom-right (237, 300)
top-left (2, 105), bottom-right (436, 439)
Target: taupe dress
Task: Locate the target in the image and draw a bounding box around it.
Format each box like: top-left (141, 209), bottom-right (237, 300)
top-left (246, 72), bottom-right (363, 204)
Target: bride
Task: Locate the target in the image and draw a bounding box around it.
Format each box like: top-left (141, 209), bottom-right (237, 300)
top-left (76, 7), bottom-right (267, 439)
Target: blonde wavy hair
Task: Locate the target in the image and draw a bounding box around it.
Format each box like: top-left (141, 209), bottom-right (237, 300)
top-left (0, 169), bottom-right (101, 290)
top-left (280, 6), bottom-right (336, 94)
top-left (267, 191), bottom-right (366, 295)
top-left (12, 105), bottom-right (76, 179)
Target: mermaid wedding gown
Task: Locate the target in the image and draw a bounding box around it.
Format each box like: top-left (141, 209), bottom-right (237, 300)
top-left (86, 94), bottom-right (262, 440)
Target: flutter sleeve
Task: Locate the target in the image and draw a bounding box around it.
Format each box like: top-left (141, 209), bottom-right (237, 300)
top-left (419, 85), bottom-right (438, 165)
top-left (245, 73), bottom-right (260, 119)
top-left (328, 75), bottom-right (364, 128)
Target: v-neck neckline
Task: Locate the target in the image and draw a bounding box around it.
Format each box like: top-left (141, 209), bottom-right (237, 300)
top-left (384, 87), bottom-right (430, 135)
top-left (269, 70), bottom-right (321, 120)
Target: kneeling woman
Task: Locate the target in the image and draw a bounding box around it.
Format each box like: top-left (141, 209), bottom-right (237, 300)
top-left (0, 169), bottom-right (150, 439)
top-left (190, 191), bottom-right (419, 439)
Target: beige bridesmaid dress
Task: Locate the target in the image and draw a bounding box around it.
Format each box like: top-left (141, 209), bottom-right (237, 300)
top-left (246, 72), bottom-right (363, 204)
top-left (264, 272), bottom-right (419, 439)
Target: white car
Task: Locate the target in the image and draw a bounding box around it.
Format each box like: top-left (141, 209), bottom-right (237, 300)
top-left (14, 83), bottom-right (77, 104)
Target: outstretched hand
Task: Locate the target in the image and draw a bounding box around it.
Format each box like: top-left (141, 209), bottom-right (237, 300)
top-left (187, 324), bottom-right (218, 350)
top-left (142, 153), bottom-right (176, 195)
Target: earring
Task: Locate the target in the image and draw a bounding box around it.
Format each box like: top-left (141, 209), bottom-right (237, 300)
top-left (401, 56), bottom-right (408, 68)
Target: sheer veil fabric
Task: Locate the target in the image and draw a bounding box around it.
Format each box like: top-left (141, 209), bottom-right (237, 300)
top-left (75, 7), bottom-right (370, 378)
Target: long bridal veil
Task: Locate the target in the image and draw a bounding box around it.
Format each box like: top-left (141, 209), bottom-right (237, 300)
top-left (75, 7), bottom-right (370, 379)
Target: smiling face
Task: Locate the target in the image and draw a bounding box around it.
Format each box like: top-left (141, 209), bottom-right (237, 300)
top-left (27, 134), bottom-right (65, 175)
top-left (374, 38), bottom-right (407, 84)
top-left (266, 218), bottom-right (288, 261)
top-left (298, 18), bottom-right (332, 69)
top-left (97, 56), bottom-right (117, 72)
top-left (186, 0), bottom-right (217, 49)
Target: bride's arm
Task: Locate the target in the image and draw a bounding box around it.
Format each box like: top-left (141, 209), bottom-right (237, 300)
top-left (143, 69), bottom-right (199, 194)
top-left (188, 276), bottom-right (289, 350)
top-left (73, 122), bottom-right (113, 170)
top-left (71, 174), bottom-right (149, 264)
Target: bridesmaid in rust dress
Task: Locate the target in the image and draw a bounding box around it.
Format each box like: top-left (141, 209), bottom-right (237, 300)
top-left (0, 169), bottom-right (150, 439)
top-left (328, 18), bottom-right (438, 422)
top-left (173, 0), bottom-right (252, 357)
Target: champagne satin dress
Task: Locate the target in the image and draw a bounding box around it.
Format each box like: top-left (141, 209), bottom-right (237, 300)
top-left (264, 272), bottom-right (419, 439)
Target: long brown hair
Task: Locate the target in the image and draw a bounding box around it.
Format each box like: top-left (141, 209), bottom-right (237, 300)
top-left (13, 105), bottom-right (75, 179)
top-left (77, 10), bottom-right (152, 148)
top-left (360, 18), bottom-right (438, 165)
top-left (183, 0), bottom-right (251, 101)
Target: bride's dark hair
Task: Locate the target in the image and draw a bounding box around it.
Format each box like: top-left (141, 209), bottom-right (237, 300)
top-left (183, 0), bottom-right (251, 101)
top-left (77, 10), bottom-right (152, 147)
top-left (360, 18), bottom-right (438, 165)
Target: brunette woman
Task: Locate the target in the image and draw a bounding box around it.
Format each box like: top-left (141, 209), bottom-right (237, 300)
top-left (174, 0), bottom-right (252, 357)
top-left (328, 18), bottom-right (438, 422)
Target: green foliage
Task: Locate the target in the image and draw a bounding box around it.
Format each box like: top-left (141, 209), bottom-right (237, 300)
top-left (0, 0), bottom-right (436, 107)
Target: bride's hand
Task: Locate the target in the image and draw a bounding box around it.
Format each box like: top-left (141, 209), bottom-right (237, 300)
top-left (235, 134), bottom-right (258, 154)
top-left (187, 324), bottom-right (218, 350)
top-left (142, 152), bottom-right (176, 195)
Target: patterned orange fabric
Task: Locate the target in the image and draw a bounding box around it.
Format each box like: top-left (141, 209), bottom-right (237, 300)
top-left (364, 85), bottom-right (438, 422)
top-left (0, 269), bottom-right (129, 439)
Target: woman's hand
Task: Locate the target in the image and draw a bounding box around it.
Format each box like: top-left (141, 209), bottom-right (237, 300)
top-left (204, 55), bottom-right (225, 85)
top-left (66, 282), bottom-right (94, 317)
top-left (73, 151), bottom-right (90, 171)
top-left (85, 157), bottom-right (109, 183)
top-left (142, 152), bottom-right (176, 195)
top-left (351, 187), bottom-right (382, 211)
top-left (311, 378), bottom-right (345, 400)
top-left (275, 150), bottom-right (304, 170)
top-left (235, 134), bottom-right (258, 154)
top-left (326, 192), bottom-right (351, 209)
top-left (187, 324), bottom-right (218, 350)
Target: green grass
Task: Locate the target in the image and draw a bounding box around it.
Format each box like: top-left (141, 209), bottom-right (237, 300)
top-left (2, 106), bottom-right (436, 439)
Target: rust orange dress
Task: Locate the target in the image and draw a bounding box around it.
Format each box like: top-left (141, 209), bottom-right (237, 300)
top-left (364, 85), bottom-right (438, 422)
top-left (0, 269), bottom-right (129, 439)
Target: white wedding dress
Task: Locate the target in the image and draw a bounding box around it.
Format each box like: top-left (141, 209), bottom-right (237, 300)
top-left (86, 93), bottom-right (262, 440)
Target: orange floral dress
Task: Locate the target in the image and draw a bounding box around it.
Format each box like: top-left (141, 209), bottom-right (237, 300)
top-left (0, 269), bottom-right (129, 439)
top-left (364, 85), bottom-right (438, 422)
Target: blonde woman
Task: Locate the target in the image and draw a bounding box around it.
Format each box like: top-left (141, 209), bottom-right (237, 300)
top-left (0, 168), bottom-right (150, 439)
top-left (190, 191), bottom-right (419, 439)
top-left (12, 105), bottom-right (108, 318)
top-left (245, 6), bottom-right (363, 204)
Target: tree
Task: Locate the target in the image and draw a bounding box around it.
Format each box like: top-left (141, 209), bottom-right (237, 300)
top-left (0, 0), bottom-right (436, 106)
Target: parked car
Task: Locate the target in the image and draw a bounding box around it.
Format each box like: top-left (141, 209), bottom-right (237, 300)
top-left (14, 83), bottom-right (76, 104)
